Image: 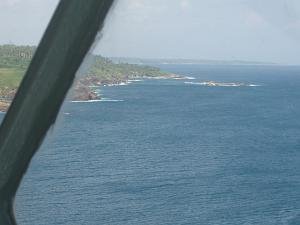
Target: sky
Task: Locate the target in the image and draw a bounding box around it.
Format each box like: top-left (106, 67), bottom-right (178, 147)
top-left (1, 0), bottom-right (300, 64)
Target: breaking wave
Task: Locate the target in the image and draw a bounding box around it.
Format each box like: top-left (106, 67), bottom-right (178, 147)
top-left (184, 81), bottom-right (261, 87)
top-left (71, 99), bottom-right (124, 103)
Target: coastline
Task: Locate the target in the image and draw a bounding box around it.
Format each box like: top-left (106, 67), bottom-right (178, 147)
top-left (0, 45), bottom-right (184, 112)
top-left (0, 101), bottom-right (10, 112)
top-left (0, 73), bottom-right (184, 112)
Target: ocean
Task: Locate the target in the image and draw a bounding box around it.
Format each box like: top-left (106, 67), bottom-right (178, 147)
top-left (7, 64), bottom-right (300, 224)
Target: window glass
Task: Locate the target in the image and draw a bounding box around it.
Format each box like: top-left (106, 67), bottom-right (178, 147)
top-left (0, 0), bottom-right (298, 224)
top-left (0, 0), bottom-right (59, 114)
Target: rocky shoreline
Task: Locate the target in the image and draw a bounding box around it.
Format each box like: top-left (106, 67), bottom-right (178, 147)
top-left (0, 45), bottom-right (185, 112)
top-left (0, 101), bottom-right (10, 112)
top-left (70, 73), bottom-right (182, 101)
top-left (0, 73), bottom-right (183, 112)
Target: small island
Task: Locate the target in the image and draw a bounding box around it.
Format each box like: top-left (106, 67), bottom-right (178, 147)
top-left (198, 81), bottom-right (245, 87)
top-left (185, 81), bottom-right (259, 87)
top-left (0, 45), bottom-right (180, 112)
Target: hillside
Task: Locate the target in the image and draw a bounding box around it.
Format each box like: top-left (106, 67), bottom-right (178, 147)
top-left (0, 45), bottom-right (176, 111)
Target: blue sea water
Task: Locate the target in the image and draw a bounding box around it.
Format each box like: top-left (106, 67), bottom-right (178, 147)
top-left (8, 65), bottom-right (300, 224)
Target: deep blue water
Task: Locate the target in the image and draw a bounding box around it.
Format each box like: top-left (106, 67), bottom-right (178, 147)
top-left (8, 65), bottom-right (300, 224)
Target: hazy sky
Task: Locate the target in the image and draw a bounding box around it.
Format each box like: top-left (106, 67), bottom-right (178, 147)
top-left (1, 0), bottom-right (300, 64)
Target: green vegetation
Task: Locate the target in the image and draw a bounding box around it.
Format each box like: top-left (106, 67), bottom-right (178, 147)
top-left (0, 45), bottom-right (34, 69)
top-left (88, 56), bottom-right (168, 82)
top-left (0, 44), bottom-right (175, 110)
top-left (0, 44), bottom-right (170, 88)
top-left (0, 68), bottom-right (24, 89)
top-left (0, 45), bottom-right (33, 95)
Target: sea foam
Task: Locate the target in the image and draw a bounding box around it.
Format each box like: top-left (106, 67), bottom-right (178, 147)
top-left (71, 99), bottom-right (124, 103)
top-left (184, 81), bottom-right (261, 87)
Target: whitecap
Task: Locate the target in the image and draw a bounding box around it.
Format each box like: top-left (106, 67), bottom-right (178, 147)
top-left (185, 76), bottom-right (196, 80)
top-left (248, 84), bottom-right (262, 87)
top-left (184, 81), bottom-right (262, 87)
top-left (105, 82), bottom-right (129, 87)
top-left (71, 99), bottom-right (104, 103)
top-left (184, 81), bottom-right (201, 85)
top-left (128, 79), bottom-right (143, 82)
top-left (71, 98), bottom-right (124, 103)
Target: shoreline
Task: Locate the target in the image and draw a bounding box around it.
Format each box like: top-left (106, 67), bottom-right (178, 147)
top-left (0, 101), bottom-right (10, 112)
top-left (0, 73), bottom-right (185, 112)
top-left (0, 45), bottom-right (188, 112)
